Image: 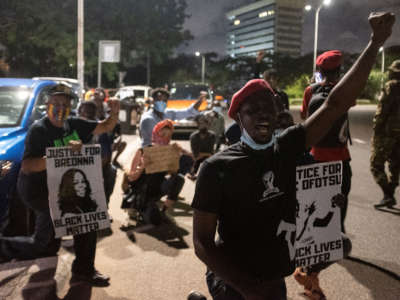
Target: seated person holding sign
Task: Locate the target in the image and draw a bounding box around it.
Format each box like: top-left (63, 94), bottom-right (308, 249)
top-left (122, 119), bottom-right (189, 224)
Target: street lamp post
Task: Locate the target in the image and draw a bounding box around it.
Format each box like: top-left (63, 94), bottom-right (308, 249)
top-left (195, 51), bottom-right (205, 84)
top-left (77, 0), bottom-right (84, 98)
top-left (305, 0), bottom-right (332, 74)
top-left (379, 46), bottom-right (385, 88)
top-left (380, 47), bottom-right (385, 74)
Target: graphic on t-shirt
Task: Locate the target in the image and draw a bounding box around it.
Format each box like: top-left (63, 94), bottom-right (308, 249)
top-left (260, 171), bottom-right (283, 201)
top-left (46, 145), bottom-right (110, 238)
top-left (54, 130), bottom-right (80, 147)
top-left (58, 168), bottom-right (98, 216)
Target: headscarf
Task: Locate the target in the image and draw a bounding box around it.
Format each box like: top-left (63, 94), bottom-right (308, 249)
top-left (152, 119), bottom-right (174, 145)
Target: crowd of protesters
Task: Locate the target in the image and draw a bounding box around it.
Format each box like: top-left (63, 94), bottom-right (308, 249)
top-left (0, 10), bottom-right (397, 300)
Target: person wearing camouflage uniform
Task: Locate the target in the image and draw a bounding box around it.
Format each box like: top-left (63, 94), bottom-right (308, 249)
top-left (371, 60), bottom-right (400, 208)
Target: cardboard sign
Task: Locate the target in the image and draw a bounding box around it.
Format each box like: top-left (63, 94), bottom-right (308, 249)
top-left (295, 161), bottom-right (343, 267)
top-left (143, 145), bottom-right (180, 174)
top-left (46, 145), bottom-right (110, 238)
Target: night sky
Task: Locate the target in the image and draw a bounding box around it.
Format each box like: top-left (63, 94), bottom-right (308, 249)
top-left (178, 0), bottom-right (400, 56)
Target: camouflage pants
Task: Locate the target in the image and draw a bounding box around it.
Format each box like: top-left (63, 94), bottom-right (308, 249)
top-left (370, 133), bottom-right (400, 196)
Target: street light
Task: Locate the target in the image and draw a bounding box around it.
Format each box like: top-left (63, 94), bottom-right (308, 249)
top-left (305, 0), bottom-right (332, 74)
top-left (195, 51), bottom-right (205, 84)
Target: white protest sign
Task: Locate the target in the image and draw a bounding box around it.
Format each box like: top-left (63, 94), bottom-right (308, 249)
top-left (295, 161), bottom-right (343, 267)
top-left (46, 145), bottom-right (110, 238)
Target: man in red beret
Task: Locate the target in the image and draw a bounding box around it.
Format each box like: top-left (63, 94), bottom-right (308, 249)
top-left (300, 50), bottom-right (343, 120)
top-left (300, 49), bottom-right (352, 235)
top-left (191, 12), bottom-right (395, 300)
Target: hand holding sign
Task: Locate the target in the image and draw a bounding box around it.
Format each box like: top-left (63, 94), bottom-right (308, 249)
top-left (68, 139), bottom-right (82, 153)
top-left (143, 145), bottom-right (180, 174)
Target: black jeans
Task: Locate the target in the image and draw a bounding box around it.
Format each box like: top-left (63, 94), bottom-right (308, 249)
top-left (0, 173), bottom-right (97, 275)
top-left (103, 163), bottom-right (117, 206)
top-left (340, 160), bottom-right (352, 233)
top-left (178, 154), bottom-right (194, 175)
top-left (206, 270), bottom-right (287, 300)
top-left (192, 156), bottom-right (208, 175)
top-left (161, 174), bottom-right (185, 201)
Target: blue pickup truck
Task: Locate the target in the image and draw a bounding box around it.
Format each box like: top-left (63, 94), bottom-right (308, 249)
top-left (0, 78), bottom-right (78, 233)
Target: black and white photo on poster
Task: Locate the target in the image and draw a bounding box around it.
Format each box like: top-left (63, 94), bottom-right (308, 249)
top-left (295, 161), bottom-right (343, 267)
top-left (46, 145), bottom-right (110, 238)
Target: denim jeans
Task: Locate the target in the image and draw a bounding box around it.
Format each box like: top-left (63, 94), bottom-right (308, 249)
top-left (206, 270), bottom-right (287, 300)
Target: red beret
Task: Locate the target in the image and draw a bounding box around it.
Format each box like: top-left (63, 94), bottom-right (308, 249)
top-left (228, 79), bottom-right (275, 119)
top-left (316, 50), bottom-right (343, 70)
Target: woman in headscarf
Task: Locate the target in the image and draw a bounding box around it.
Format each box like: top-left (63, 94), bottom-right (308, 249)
top-left (123, 119), bottom-right (190, 223)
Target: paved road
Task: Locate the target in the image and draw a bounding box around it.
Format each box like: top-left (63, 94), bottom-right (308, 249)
top-left (0, 106), bottom-right (399, 300)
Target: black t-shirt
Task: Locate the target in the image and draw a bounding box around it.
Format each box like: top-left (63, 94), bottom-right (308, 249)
top-left (190, 130), bottom-right (216, 157)
top-left (18, 116), bottom-right (98, 207)
top-left (225, 122), bottom-right (241, 145)
top-left (192, 124), bottom-right (306, 280)
top-left (308, 84), bottom-right (349, 148)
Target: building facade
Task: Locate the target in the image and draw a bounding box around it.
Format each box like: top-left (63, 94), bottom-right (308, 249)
top-left (226, 0), bottom-right (305, 58)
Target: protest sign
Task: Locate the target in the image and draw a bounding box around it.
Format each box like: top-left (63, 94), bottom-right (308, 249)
top-left (46, 145), bottom-right (110, 238)
top-left (295, 161), bottom-right (343, 267)
top-left (143, 145), bottom-right (180, 174)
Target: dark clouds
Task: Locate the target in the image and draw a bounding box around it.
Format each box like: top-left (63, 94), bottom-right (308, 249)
top-left (178, 0), bottom-right (400, 56)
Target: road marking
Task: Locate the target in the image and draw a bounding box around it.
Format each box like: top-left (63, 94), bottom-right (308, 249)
top-left (353, 138), bottom-right (366, 144)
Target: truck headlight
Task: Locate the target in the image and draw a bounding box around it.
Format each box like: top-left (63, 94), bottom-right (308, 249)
top-left (0, 160), bottom-right (14, 178)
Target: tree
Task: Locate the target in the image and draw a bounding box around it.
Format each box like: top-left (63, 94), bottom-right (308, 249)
top-left (0, 0), bottom-right (192, 87)
top-left (0, 0), bottom-right (77, 77)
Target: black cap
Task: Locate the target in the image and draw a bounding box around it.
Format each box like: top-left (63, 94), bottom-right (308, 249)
top-left (48, 82), bottom-right (74, 98)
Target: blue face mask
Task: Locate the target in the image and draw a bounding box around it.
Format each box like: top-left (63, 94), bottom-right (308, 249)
top-left (238, 114), bottom-right (275, 150)
top-left (213, 106), bottom-right (223, 114)
top-left (154, 101), bottom-right (167, 113)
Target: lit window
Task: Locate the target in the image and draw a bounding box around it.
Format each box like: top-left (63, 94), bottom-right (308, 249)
top-left (234, 19), bottom-right (240, 25)
top-left (259, 11), bottom-right (268, 18)
top-left (231, 41), bottom-right (235, 45)
top-left (259, 10), bottom-right (275, 18)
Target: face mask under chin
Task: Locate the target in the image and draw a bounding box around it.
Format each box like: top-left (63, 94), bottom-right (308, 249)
top-left (238, 113), bottom-right (275, 150)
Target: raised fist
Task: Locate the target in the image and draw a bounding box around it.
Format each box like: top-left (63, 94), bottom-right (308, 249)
top-left (369, 12), bottom-right (396, 47)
